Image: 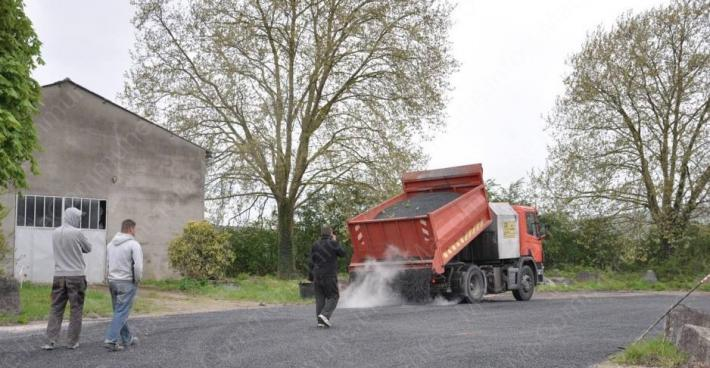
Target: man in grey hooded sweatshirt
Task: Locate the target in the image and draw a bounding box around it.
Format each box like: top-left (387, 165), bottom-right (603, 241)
top-left (104, 219), bottom-right (143, 351)
top-left (42, 207), bottom-right (92, 350)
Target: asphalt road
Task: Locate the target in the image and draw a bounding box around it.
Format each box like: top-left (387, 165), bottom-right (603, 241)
top-left (1, 292), bottom-right (709, 368)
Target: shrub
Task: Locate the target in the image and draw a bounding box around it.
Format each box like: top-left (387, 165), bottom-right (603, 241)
top-left (168, 221), bottom-right (234, 280)
top-left (225, 226), bottom-right (278, 276)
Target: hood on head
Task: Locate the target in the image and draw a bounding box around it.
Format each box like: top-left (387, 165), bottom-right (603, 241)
top-left (63, 207), bottom-right (82, 228)
top-left (111, 232), bottom-right (134, 246)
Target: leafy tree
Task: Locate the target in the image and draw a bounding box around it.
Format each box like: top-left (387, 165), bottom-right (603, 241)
top-left (0, 0), bottom-right (41, 268)
top-left (169, 221), bottom-right (235, 279)
top-left (124, 0), bottom-right (455, 277)
top-left (486, 178), bottom-right (533, 206)
top-left (0, 0), bottom-right (41, 191)
top-left (540, 0), bottom-right (709, 258)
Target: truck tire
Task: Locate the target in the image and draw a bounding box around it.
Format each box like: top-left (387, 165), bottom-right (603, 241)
top-left (461, 265), bottom-right (486, 303)
top-left (513, 265), bottom-right (535, 301)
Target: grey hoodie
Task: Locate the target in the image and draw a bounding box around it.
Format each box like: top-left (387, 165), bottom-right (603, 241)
top-left (52, 207), bottom-right (92, 277)
top-left (106, 232), bottom-right (143, 283)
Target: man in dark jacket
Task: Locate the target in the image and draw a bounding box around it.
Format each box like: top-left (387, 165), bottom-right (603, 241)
top-left (309, 225), bottom-right (345, 328)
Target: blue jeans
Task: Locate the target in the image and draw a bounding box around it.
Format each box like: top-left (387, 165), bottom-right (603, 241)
top-left (105, 280), bottom-right (137, 344)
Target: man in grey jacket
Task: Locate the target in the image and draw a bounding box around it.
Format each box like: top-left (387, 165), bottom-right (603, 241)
top-left (42, 207), bottom-right (92, 350)
top-left (104, 219), bottom-right (143, 351)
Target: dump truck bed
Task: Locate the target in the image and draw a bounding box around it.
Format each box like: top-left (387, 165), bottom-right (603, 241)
top-left (347, 164), bottom-right (492, 275)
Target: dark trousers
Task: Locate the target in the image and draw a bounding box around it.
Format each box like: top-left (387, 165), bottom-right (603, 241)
top-left (46, 276), bottom-right (87, 345)
top-left (314, 275), bottom-right (339, 320)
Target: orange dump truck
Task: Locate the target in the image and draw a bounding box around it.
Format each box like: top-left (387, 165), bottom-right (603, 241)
top-left (347, 164), bottom-right (544, 302)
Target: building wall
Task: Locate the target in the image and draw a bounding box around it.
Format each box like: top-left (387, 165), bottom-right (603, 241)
top-left (1, 81), bottom-right (206, 279)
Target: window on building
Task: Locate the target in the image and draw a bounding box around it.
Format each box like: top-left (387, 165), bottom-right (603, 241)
top-left (89, 200), bottom-right (98, 229)
top-left (81, 198), bottom-right (90, 229)
top-left (53, 197), bottom-right (62, 226)
top-left (16, 195), bottom-right (107, 230)
top-left (16, 195), bottom-right (25, 227)
top-left (98, 200), bottom-right (106, 230)
top-left (26, 196), bottom-right (35, 227)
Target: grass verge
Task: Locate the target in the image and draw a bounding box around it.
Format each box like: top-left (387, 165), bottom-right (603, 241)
top-left (0, 283), bottom-right (157, 326)
top-left (539, 268), bottom-right (710, 293)
top-left (611, 338), bottom-right (687, 368)
top-left (142, 274), bottom-right (308, 305)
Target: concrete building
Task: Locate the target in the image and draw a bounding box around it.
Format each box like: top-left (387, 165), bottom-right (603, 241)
top-left (0, 79), bottom-right (207, 282)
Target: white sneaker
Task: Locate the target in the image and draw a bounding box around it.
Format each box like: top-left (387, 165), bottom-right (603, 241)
top-left (66, 342), bottom-right (80, 349)
top-left (40, 342), bottom-right (55, 350)
top-left (318, 314), bottom-right (331, 327)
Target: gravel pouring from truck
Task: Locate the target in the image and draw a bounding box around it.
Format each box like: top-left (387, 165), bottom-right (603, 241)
top-left (346, 164), bottom-right (545, 303)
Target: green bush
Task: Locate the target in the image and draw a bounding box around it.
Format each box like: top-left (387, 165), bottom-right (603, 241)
top-left (540, 212), bottom-right (634, 270)
top-left (168, 221), bottom-right (234, 280)
top-left (225, 226), bottom-right (278, 276)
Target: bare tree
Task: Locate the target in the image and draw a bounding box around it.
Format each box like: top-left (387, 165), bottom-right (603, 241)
top-left (123, 0), bottom-right (456, 276)
top-left (540, 0), bottom-right (709, 257)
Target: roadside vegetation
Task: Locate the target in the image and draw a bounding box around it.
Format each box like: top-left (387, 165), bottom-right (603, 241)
top-left (142, 275), bottom-right (307, 305)
top-left (611, 338), bottom-right (688, 368)
top-left (0, 283), bottom-right (157, 325)
top-left (539, 268), bottom-right (710, 293)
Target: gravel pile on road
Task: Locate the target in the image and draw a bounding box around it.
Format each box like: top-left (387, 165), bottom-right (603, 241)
top-left (376, 191), bottom-right (460, 219)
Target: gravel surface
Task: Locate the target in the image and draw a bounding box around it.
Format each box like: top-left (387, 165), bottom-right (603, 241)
top-left (1, 292), bottom-right (708, 368)
top-left (376, 191), bottom-right (460, 219)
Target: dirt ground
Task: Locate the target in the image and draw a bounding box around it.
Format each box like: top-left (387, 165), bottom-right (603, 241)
top-left (136, 286), bottom-right (264, 316)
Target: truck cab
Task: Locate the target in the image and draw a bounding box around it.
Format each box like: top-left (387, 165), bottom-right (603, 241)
top-left (514, 205), bottom-right (544, 282)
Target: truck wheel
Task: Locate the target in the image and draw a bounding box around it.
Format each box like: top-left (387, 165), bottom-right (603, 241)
top-left (513, 265), bottom-right (535, 301)
top-left (461, 265), bottom-right (486, 303)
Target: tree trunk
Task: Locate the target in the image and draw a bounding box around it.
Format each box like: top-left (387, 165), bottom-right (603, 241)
top-left (659, 236), bottom-right (673, 258)
top-left (276, 201), bottom-right (295, 279)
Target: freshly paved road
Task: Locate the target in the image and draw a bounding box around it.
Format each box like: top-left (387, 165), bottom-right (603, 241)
top-left (1, 292), bottom-right (708, 368)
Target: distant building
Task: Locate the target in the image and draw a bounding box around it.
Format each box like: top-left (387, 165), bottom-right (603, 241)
top-left (0, 79), bottom-right (207, 282)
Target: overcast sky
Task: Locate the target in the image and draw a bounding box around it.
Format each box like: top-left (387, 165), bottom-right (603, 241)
top-left (25, 0), bottom-right (670, 186)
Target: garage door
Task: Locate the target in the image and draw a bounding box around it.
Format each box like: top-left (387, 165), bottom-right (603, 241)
top-left (13, 195), bottom-right (108, 284)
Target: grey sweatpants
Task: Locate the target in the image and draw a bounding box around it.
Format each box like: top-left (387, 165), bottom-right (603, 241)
top-left (46, 276), bottom-right (87, 345)
top-left (314, 275), bottom-right (339, 320)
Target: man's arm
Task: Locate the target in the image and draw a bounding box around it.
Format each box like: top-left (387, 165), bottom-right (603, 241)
top-left (334, 240), bottom-right (346, 258)
top-left (132, 242), bottom-right (144, 283)
top-left (77, 231), bottom-right (92, 253)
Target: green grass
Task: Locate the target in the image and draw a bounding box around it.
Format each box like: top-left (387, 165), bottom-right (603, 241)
top-left (142, 274), bottom-right (308, 304)
top-left (0, 283), bottom-right (156, 325)
top-left (611, 338), bottom-right (688, 368)
top-left (539, 268), bottom-right (710, 293)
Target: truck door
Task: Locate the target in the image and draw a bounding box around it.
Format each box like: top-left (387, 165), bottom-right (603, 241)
top-left (519, 210), bottom-right (543, 264)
